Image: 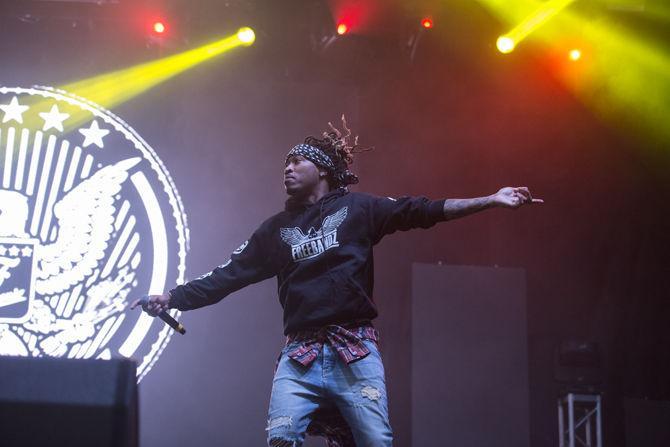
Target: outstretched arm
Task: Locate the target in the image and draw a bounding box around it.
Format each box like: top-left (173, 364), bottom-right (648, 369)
top-left (443, 186), bottom-right (543, 221)
top-left (129, 223), bottom-right (279, 316)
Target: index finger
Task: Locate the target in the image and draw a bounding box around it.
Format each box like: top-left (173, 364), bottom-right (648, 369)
top-left (129, 299), bottom-right (142, 310)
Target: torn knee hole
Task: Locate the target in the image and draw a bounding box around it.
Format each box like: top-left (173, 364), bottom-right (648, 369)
top-left (267, 416), bottom-right (297, 446)
top-left (266, 415), bottom-right (293, 431)
top-left (361, 385), bottom-right (382, 401)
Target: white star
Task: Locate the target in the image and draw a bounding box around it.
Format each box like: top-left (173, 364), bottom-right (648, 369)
top-left (39, 104), bottom-right (70, 132)
top-left (0, 96), bottom-right (29, 124)
top-left (0, 246), bottom-right (6, 256)
top-left (79, 119), bottom-right (110, 149)
top-left (8, 246), bottom-right (20, 257)
top-left (21, 246), bottom-right (33, 257)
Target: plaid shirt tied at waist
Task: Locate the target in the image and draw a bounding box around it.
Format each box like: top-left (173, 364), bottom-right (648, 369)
top-left (285, 322), bottom-right (379, 366)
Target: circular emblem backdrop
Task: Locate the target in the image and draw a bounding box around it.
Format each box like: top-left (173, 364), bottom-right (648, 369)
top-left (0, 86), bottom-right (189, 381)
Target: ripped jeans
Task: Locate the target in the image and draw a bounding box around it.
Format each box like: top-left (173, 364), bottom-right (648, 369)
top-left (266, 339), bottom-right (393, 446)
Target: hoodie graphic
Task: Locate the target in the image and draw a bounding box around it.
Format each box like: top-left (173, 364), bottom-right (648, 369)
top-left (280, 207), bottom-right (348, 262)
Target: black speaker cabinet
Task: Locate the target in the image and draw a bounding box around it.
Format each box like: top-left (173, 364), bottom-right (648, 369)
top-left (0, 356), bottom-right (138, 447)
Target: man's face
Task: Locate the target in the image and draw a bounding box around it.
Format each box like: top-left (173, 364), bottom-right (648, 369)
top-left (284, 155), bottom-right (323, 196)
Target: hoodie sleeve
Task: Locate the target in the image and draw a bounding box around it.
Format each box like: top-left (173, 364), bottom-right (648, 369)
top-left (367, 194), bottom-right (446, 245)
top-left (168, 223), bottom-right (278, 311)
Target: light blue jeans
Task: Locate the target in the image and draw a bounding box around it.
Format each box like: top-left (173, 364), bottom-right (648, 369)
top-left (266, 339), bottom-right (393, 446)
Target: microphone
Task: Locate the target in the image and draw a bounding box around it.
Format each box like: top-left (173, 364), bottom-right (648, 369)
top-left (138, 295), bottom-right (186, 335)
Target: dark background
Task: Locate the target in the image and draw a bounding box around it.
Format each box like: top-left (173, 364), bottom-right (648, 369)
top-left (1, 0), bottom-right (668, 445)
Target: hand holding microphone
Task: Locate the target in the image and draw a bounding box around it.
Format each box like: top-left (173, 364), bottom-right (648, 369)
top-left (129, 293), bottom-right (186, 335)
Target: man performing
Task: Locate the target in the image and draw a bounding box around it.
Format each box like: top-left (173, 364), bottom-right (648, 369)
top-left (132, 118), bottom-right (542, 446)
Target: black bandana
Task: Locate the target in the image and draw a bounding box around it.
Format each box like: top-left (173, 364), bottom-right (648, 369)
top-left (286, 143), bottom-right (359, 187)
top-left (285, 144), bottom-right (336, 173)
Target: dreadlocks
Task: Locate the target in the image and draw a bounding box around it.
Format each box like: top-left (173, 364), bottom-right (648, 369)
top-left (303, 115), bottom-right (371, 188)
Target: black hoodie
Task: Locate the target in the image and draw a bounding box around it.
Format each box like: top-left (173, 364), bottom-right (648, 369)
top-left (169, 188), bottom-right (446, 334)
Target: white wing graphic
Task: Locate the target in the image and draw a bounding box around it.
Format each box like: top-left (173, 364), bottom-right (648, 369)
top-left (280, 227), bottom-right (308, 246)
top-left (321, 206), bottom-right (348, 234)
top-left (35, 157), bottom-right (141, 296)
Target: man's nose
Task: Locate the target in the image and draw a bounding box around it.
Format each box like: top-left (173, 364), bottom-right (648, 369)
top-left (284, 165), bottom-right (293, 174)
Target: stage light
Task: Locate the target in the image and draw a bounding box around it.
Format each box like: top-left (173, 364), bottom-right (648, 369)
top-left (497, 36), bottom-right (516, 54)
top-left (237, 27), bottom-right (255, 45)
top-left (337, 23), bottom-right (349, 35)
top-left (421, 17), bottom-right (434, 29)
top-left (569, 49), bottom-right (581, 61)
top-left (152, 21), bottom-right (166, 35)
top-left (490, 0), bottom-right (577, 51)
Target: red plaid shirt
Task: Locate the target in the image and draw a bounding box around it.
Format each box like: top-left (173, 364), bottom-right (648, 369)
top-left (285, 322), bottom-right (379, 366)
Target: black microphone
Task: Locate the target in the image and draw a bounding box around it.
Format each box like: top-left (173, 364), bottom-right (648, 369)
top-left (138, 295), bottom-right (186, 335)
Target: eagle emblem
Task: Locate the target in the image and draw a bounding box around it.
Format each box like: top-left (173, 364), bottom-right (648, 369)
top-left (0, 86), bottom-right (189, 381)
top-left (0, 158), bottom-right (140, 356)
top-left (280, 206), bottom-right (348, 262)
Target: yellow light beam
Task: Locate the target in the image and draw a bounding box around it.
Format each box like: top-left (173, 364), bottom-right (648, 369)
top-left (476, 0), bottom-right (670, 145)
top-left (499, 0), bottom-right (577, 52)
top-left (62, 32), bottom-right (247, 111)
top-left (12, 28), bottom-right (255, 134)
